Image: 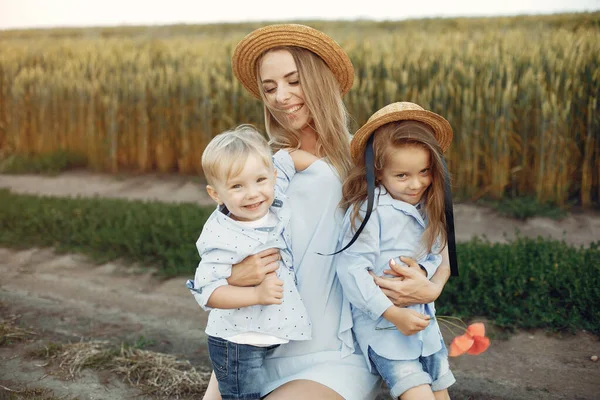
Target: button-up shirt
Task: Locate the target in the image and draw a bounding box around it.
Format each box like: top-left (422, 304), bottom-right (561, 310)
top-left (335, 187), bottom-right (443, 367)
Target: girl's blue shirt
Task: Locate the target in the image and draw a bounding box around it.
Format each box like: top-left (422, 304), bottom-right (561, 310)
top-left (335, 187), bottom-right (444, 369)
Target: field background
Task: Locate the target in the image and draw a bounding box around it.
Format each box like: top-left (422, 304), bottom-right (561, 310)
top-left (1, 12), bottom-right (599, 207)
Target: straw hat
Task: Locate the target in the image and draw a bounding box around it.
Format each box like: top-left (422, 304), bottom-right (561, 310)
top-left (232, 24), bottom-right (354, 99)
top-left (351, 102), bottom-right (453, 163)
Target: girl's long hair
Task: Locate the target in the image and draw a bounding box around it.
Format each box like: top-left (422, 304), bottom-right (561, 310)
top-left (341, 120), bottom-right (448, 253)
top-left (257, 46), bottom-right (352, 181)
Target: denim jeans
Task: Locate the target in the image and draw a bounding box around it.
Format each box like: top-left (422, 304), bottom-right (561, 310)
top-left (208, 336), bottom-right (279, 400)
top-left (368, 344), bottom-right (456, 398)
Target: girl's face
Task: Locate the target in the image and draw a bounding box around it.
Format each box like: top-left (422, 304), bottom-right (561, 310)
top-left (259, 49), bottom-right (311, 132)
top-left (379, 144), bottom-right (432, 205)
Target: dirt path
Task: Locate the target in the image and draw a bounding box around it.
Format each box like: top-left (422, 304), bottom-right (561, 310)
top-left (1, 171), bottom-right (600, 399)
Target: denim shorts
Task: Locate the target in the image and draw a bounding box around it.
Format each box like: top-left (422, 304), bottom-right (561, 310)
top-left (208, 336), bottom-right (278, 400)
top-left (368, 344), bottom-right (456, 398)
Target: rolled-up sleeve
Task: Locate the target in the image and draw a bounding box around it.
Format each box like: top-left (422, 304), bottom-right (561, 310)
top-left (335, 209), bottom-right (394, 320)
top-left (187, 248), bottom-right (233, 311)
top-left (273, 150), bottom-right (296, 194)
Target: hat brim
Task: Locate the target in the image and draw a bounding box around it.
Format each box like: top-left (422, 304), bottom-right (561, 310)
top-left (351, 110), bottom-right (453, 164)
top-left (232, 24), bottom-right (354, 99)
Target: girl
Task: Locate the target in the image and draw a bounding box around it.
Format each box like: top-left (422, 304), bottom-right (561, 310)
top-left (202, 25), bottom-right (453, 400)
top-left (336, 101), bottom-right (456, 400)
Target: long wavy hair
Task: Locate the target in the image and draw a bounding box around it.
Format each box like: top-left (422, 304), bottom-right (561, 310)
top-left (341, 121), bottom-right (448, 253)
top-left (257, 46), bottom-right (352, 181)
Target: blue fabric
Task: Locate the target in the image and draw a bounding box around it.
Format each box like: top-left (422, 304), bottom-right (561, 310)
top-left (187, 184), bottom-right (311, 341)
top-left (208, 335), bottom-right (279, 399)
top-left (261, 150), bottom-right (380, 400)
top-left (335, 187), bottom-right (444, 368)
top-left (368, 343), bottom-right (455, 397)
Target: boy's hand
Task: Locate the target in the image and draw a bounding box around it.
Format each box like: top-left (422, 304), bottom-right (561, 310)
top-left (383, 306), bottom-right (430, 336)
top-left (287, 149), bottom-right (319, 171)
top-left (253, 272), bottom-right (284, 305)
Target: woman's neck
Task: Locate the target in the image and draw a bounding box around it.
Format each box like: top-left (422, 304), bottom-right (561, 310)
top-left (298, 127), bottom-right (318, 156)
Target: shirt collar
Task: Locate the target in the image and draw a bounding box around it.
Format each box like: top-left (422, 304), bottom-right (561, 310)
top-left (375, 186), bottom-right (426, 228)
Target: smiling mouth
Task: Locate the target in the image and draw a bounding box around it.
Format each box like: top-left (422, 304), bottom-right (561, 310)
top-left (244, 201), bottom-right (264, 210)
top-left (284, 105), bottom-right (303, 114)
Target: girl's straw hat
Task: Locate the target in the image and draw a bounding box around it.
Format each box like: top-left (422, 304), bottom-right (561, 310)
top-left (232, 24), bottom-right (354, 99)
top-left (351, 102), bottom-right (453, 164)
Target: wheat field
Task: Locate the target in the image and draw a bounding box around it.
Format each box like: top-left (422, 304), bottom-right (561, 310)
top-left (0, 14), bottom-right (598, 205)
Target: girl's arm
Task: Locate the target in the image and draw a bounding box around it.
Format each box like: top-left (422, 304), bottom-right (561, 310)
top-left (335, 209), bottom-right (394, 321)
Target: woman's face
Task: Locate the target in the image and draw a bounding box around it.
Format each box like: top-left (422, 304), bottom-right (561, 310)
top-left (259, 49), bottom-right (311, 131)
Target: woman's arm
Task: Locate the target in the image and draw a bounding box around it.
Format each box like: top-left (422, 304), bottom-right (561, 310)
top-left (226, 248), bottom-right (281, 287)
top-left (373, 246), bottom-right (451, 307)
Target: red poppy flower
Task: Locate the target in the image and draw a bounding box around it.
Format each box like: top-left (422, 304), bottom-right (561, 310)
top-left (449, 322), bottom-right (490, 357)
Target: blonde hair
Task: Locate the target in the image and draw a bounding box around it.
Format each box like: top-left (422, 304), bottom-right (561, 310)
top-left (341, 121), bottom-right (448, 253)
top-left (257, 46), bottom-right (352, 181)
top-left (201, 124), bottom-right (273, 186)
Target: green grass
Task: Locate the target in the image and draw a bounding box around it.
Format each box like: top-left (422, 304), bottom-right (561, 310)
top-left (476, 196), bottom-right (568, 220)
top-left (0, 151), bottom-right (87, 174)
top-left (0, 190), bottom-right (598, 333)
top-left (0, 189), bottom-right (213, 277)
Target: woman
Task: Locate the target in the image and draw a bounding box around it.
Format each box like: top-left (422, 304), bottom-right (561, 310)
top-left (202, 24), bottom-right (451, 400)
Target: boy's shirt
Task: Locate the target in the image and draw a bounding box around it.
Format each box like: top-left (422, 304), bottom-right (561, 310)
top-left (186, 161), bottom-right (311, 342)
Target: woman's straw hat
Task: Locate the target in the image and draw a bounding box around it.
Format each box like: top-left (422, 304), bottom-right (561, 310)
top-left (232, 24), bottom-right (354, 99)
top-left (351, 102), bottom-right (453, 164)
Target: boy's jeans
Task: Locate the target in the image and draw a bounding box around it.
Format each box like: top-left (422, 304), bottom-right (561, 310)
top-left (208, 335), bottom-right (279, 400)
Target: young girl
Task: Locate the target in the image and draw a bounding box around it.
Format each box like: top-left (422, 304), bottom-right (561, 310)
top-left (335, 102), bottom-right (456, 400)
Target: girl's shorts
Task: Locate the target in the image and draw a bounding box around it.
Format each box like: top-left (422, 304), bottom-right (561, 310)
top-left (368, 345), bottom-right (456, 398)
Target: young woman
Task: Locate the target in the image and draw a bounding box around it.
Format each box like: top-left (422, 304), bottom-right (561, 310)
top-left (202, 24), bottom-right (451, 400)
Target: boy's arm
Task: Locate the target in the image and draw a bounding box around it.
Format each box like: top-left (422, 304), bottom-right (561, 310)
top-left (273, 149), bottom-right (295, 194)
top-left (206, 275), bottom-right (283, 308)
top-left (288, 149), bottom-right (319, 171)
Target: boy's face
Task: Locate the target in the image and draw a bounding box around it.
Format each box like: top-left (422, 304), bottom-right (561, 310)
top-left (206, 154), bottom-right (277, 222)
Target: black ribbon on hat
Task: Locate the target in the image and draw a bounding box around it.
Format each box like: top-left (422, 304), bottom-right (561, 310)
top-left (441, 157), bottom-right (459, 276)
top-left (320, 135), bottom-right (459, 277)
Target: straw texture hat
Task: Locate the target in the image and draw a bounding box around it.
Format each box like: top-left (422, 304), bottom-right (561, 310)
top-left (351, 102), bottom-right (453, 164)
top-left (232, 24), bottom-right (354, 99)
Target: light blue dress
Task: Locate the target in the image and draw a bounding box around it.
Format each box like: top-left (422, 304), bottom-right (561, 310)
top-left (261, 150), bottom-right (381, 399)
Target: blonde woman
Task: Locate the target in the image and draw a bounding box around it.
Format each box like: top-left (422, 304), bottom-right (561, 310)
top-left (202, 24), bottom-right (452, 400)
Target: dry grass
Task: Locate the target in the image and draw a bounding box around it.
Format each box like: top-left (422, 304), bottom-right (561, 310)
top-left (0, 385), bottom-right (78, 400)
top-left (0, 318), bottom-right (37, 346)
top-left (48, 341), bottom-right (211, 398)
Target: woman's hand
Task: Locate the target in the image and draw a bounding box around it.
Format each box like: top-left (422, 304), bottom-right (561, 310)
top-left (370, 256), bottom-right (449, 307)
top-left (227, 248), bottom-right (281, 287)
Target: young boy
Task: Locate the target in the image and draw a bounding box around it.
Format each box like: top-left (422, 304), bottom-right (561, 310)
top-left (186, 124), bottom-right (313, 400)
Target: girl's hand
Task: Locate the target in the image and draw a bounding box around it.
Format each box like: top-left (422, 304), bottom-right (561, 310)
top-left (254, 272), bottom-right (284, 305)
top-left (370, 257), bottom-right (445, 307)
top-left (383, 306), bottom-right (430, 336)
top-left (227, 248), bottom-right (281, 287)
